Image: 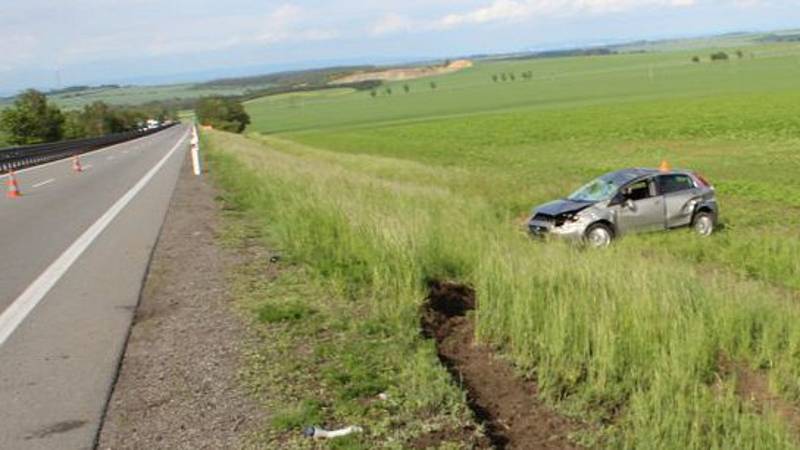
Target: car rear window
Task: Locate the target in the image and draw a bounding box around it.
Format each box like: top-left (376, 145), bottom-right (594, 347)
top-left (657, 174), bottom-right (695, 194)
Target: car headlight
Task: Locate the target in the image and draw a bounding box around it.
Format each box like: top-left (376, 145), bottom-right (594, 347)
top-left (555, 213), bottom-right (580, 227)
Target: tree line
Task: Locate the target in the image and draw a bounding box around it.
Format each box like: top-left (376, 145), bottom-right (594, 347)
top-left (194, 96), bottom-right (250, 133)
top-left (369, 81), bottom-right (438, 98)
top-left (491, 71), bottom-right (535, 82)
top-left (0, 89), bottom-right (176, 146)
top-left (691, 50), bottom-right (747, 63)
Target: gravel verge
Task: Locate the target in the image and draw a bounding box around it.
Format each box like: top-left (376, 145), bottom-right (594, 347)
top-left (97, 154), bottom-right (265, 449)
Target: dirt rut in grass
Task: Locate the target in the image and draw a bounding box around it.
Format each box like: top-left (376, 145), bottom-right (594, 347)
top-left (421, 281), bottom-right (579, 449)
top-left (718, 356), bottom-right (800, 437)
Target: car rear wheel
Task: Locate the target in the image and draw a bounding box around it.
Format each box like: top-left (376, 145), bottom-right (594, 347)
top-left (692, 212), bottom-right (714, 236)
top-left (585, 223), bottom-right (613, 248)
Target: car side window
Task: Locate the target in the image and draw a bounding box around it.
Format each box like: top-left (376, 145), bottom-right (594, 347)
top-left (622, 180), bottom-right (653, 201)
top-left (657, 175), bottom-right (695, 195)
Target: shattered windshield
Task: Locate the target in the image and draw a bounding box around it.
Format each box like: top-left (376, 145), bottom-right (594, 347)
top-left (568, 177), bottom-right (621, 202)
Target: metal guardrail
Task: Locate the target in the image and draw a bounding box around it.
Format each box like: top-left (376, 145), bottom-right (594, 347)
top-left (0, 124), bottom-right (177, 174)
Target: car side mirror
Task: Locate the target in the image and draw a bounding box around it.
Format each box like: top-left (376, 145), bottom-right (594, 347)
top-left (623, 199), bottom-right (635, 210)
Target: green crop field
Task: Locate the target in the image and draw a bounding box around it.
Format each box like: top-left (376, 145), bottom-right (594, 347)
top-left (205, 40), bottom-right (800, 448)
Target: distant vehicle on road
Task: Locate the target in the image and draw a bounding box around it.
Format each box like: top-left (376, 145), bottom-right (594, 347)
top-left (527, 168), bottom-right (718, 247)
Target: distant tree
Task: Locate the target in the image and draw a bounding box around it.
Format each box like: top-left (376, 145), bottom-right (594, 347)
top-left (429, 81), bottom-right (437, 90)
top-left (500, 73), bottom-right (507, 82)
top-left (736, 50), bottom-right (744, 59)
top-left (385, 87), bottom-right (393, 95)
top-left (691, 56), bottom-right (700, 63)
top-left (444, 59), bottom-right (452, 67)
top-left (81, 101), bottom-right (126, 137)
top-left (509, 73), bottom-right (516, 81)
top-left (195, 96), bottom-right (250, 133)
top-left (403, 84), bottom-right (410, 94)
top-left (710, 51), bottom-right (729, 61)
top-left (62, 111), bottom-right (86, 140)
top-left (0, 89), bottom-right (64, 145)
top-left (115, 108), bottom-right (147, 131)
top-left (492, 74), bottom-right (499, 82)
top-left (370, 90), bottom-right (377, 98)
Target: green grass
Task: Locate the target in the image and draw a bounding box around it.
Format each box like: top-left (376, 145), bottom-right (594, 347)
top-left (271, 399), bottom-right (325, 431)
top-left (256, 301), bottom-right (315, 323)
top-left (245, 43), bottom-right (800, 134)
top-left (218, 204), bottom-right (473, 448)
top-left (211, 41), bottom-right (800, 448)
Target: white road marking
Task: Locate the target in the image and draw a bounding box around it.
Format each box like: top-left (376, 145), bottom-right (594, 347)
top-left (32, 178), bottom-right (55, 188)
top-left (0, 129), bottom-right (189, 347)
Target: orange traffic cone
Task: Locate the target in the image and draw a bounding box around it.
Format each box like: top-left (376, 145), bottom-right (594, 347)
top-left (659, 160), bottom-right (671, 172)
top-left (72, 155), bottom-right (83, 173)
top-left (6, 171), bottom-right (22, 198)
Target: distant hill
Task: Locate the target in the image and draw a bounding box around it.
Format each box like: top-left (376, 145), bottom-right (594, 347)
top-left (499, 47), bottom-right (617, 62)
top-left (198, 66), bottom-right (375, 88)
top-left (758, 32), bottom-right (800, 43)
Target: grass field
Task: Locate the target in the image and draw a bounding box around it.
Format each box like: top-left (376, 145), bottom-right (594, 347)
top-left (45, 83), bottom-right (275, 110)
top-left (206, 40), bottom-right (800, 448)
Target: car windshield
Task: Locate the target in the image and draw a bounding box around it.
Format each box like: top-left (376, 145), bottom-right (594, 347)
top-left (568, 177), bottom-right (621, 202)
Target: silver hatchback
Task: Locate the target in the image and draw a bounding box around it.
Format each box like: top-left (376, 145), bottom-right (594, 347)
top-left (528, 168), bottom-right (718, 247)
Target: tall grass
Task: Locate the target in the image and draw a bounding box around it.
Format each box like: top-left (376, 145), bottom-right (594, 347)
top-left (206, 130), bottom-right (800, 448)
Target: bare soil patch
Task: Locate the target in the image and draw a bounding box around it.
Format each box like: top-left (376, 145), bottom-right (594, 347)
top-left (96, 156), bottom-right (265, 449)
top-left (421, 281), bottom-right (580, 449)
top-left (332, 60), bottom-right (473, 84)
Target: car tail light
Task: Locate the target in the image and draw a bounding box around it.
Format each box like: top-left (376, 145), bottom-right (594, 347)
top-left (693, 172), bottom-right (712, 188)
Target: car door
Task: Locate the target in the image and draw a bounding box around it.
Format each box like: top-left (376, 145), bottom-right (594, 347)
top-left (614, 177), bottom-right (666, 234)
top-left (657, 174), bottom-right (699, 228)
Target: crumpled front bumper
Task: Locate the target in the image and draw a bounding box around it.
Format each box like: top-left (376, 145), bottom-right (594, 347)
top-left (528, 218), bottom-right (588, 241)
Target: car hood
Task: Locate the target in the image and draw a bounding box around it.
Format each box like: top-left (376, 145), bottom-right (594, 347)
top-left (534, 199), bottom-right (595, 217)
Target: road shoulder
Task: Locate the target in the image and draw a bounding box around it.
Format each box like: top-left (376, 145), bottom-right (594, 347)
top-left (97, 153), bottom-right (265, 449)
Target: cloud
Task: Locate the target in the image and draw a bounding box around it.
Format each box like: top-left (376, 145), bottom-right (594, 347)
top-left (368, 0), bottom-right (702, 34)
top-left (439, 0), bottom-right (537, 28)
top-left (434, 0), bottom-right (699, 29)
top-left (370, 13), bottom-right (417, 35)
top-left (253, 4), bottom-right (339, 44)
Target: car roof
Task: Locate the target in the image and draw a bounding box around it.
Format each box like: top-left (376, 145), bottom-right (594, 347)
top-left (600, 168), bottom-right (658, 184)
top-left (601, 168), bottom-right (693, 185)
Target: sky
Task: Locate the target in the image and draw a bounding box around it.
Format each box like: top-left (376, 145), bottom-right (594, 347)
top-left (1, 0), bottom-right (799, 94)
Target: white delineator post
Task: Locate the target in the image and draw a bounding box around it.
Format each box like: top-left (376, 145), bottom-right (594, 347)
top-left (190, 125), bottom-right (202, 176)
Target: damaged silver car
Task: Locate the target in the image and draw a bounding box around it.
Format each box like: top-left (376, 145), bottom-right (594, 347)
top-left (528, 168), bottom-right (718, 247)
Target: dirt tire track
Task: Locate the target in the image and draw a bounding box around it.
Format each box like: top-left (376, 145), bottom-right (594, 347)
top-left (422, 281), bottom-right (579, 450)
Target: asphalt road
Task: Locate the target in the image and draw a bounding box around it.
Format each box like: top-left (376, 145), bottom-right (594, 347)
top-left (0, 125), bottom-right (191, 449)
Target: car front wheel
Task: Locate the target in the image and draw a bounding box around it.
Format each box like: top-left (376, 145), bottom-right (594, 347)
top-left (585, 223), bottom-right (614, 248)
top-left (692, 212), bottom-right (715, 236)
